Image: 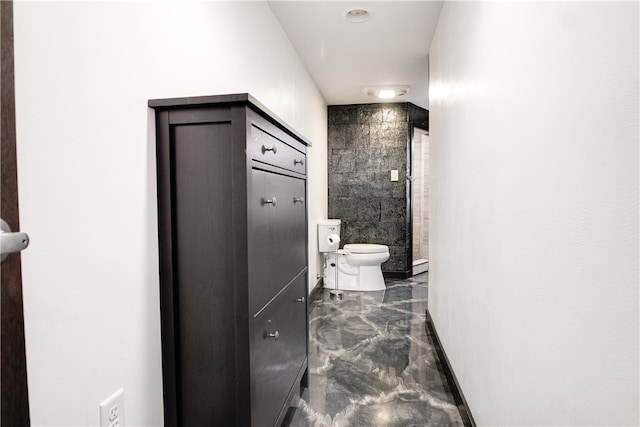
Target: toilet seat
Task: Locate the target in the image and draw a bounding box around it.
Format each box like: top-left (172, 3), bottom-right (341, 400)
top-left (343, 244), bottom-right (390, 268)
top-left (343, 243), bottom-right (388, 254)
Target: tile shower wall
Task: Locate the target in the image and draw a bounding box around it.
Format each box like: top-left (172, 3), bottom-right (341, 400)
top-left (413, 130), bottom-right (429, 262)
top-left (328, 103), bottom-right (416, 275)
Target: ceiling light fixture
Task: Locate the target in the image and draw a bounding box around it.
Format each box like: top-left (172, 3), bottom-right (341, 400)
top-left (377, 89), bottom-right (396, 99)
top-left (364, 86), bottom-right (410, 99)
top-left (344, 8), bottom-right (372, 23)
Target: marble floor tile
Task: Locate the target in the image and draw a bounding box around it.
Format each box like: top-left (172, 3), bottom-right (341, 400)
top-left (283, 274), bottom-right (467, 427)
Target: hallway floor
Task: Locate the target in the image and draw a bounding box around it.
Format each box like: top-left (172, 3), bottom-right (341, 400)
top-left (284, 274), bottom-right (469, 427)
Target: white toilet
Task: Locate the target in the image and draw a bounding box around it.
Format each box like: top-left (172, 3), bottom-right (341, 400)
top-left (318, 219), bottom-right (390, 291)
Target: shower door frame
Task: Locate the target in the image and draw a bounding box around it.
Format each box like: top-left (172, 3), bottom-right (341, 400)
top-left (406, 122), bottom-right (429, 278)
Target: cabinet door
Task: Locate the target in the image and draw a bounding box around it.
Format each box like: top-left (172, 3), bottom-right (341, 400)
top-left (250, 169), bottom-right (306, 315)
top-left (170, 122), bottom-right (238, 425)
top-left (251, 275), bottom-right (307, 426)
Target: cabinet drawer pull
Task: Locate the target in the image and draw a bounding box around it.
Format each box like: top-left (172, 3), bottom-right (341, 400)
top-left (296, 297), bottom-right (305, 303)
top-left (266, 331), bottom-right (279, 340)
top-left (262, 197), bottom-right (277, 207)
top-left (294, 158), bottom-right (304, 166)
top-left (261, 145), bottom-right (277, 155)
top-left (293, 197), bottom-right (304, 204)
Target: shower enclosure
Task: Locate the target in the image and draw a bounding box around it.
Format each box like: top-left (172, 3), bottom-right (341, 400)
top-left (411, 128), bottom-right (429, 275)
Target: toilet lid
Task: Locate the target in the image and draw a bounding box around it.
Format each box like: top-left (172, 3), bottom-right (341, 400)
top-left (343, 243), bottom-right (389, 254)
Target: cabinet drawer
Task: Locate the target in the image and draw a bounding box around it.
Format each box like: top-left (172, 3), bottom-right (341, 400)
top-left (252, 275), bottom-right (307, 426)
top-left (250, 169), bottom-right (306, 314)
top-left (249, 125), bottom-right (306, 175)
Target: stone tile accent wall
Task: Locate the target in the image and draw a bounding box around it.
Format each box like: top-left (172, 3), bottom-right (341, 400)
top-left (328, 103), bottom-right (411, 274)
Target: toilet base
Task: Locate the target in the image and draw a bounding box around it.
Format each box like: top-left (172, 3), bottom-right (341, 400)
top-left (322, 253), bottom-right (386, 292)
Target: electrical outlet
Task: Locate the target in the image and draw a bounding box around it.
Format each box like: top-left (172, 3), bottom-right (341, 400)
top-left (99, 388), bottom-right (124, 427)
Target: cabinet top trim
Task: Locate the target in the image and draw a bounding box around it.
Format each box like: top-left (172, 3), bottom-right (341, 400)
top-left (148, 93), bottom-right (312, 147)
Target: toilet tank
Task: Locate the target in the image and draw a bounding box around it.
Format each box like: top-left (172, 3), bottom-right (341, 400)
top-left (318, 219), bottom-right (341, 252)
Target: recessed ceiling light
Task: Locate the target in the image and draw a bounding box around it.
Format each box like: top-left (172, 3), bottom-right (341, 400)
top-left (364, 86), bottom-right (410, 99)
top-left (378, 89), bottom-right (396, 99)
top-left (344, 8), bottom-right (372, 23)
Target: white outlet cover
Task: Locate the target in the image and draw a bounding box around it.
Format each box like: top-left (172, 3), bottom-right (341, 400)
top-left (99, 388), bottom-right (125, 427)
top-left (390, 170), bottom-right (399, 181)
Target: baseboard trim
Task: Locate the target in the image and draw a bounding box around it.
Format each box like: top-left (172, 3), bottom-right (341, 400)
top-left (425, 309), bottom-right (476, 427)
top-left (382, 270), bottom-right (412, 279)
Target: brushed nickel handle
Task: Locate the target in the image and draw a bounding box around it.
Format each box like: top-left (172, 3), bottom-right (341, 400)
top-left (262, 197), bottom-right (277, 207)
top-left (296, 297), bottom-right (305, 303)
top-left (294, 158), bottom-right (304, 166)
top-left (261, 145), bottom-right (277, 154)
top-left (264, 320), bottom-right (279, 340)
top-left (0, 219), bottom-right (30, 262)
top-left (267, 331), bottom-right (279, 340)
top-left (293, 197), bottom-right (304, 204)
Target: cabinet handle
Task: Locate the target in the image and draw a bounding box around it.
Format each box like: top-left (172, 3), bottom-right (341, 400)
top-left (293, 197), bottom-right (304, 204)
top-left (296, 297), bottom-right (305, 303)
top-left (261, 145), bottom-right (277, 155)
top-left (267, 331), bottom-right (279, 340)
top-left (262, 197), bottom-right (277, 207)
top-left (294, 158), bottom-right (304, 166)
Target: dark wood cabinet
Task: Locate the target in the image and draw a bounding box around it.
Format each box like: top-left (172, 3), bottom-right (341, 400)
top-left (149, 93), bottom-right (310, 426)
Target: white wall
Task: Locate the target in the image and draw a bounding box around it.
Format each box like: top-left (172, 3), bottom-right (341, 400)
top-left (13, 2), bottom-right (326, 425)
top-left (429, 2), bottom-right (638, 426)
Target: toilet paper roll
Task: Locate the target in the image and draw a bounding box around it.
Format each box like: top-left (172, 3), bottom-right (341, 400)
top-left (327, 234), bottom-right (341, 246)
